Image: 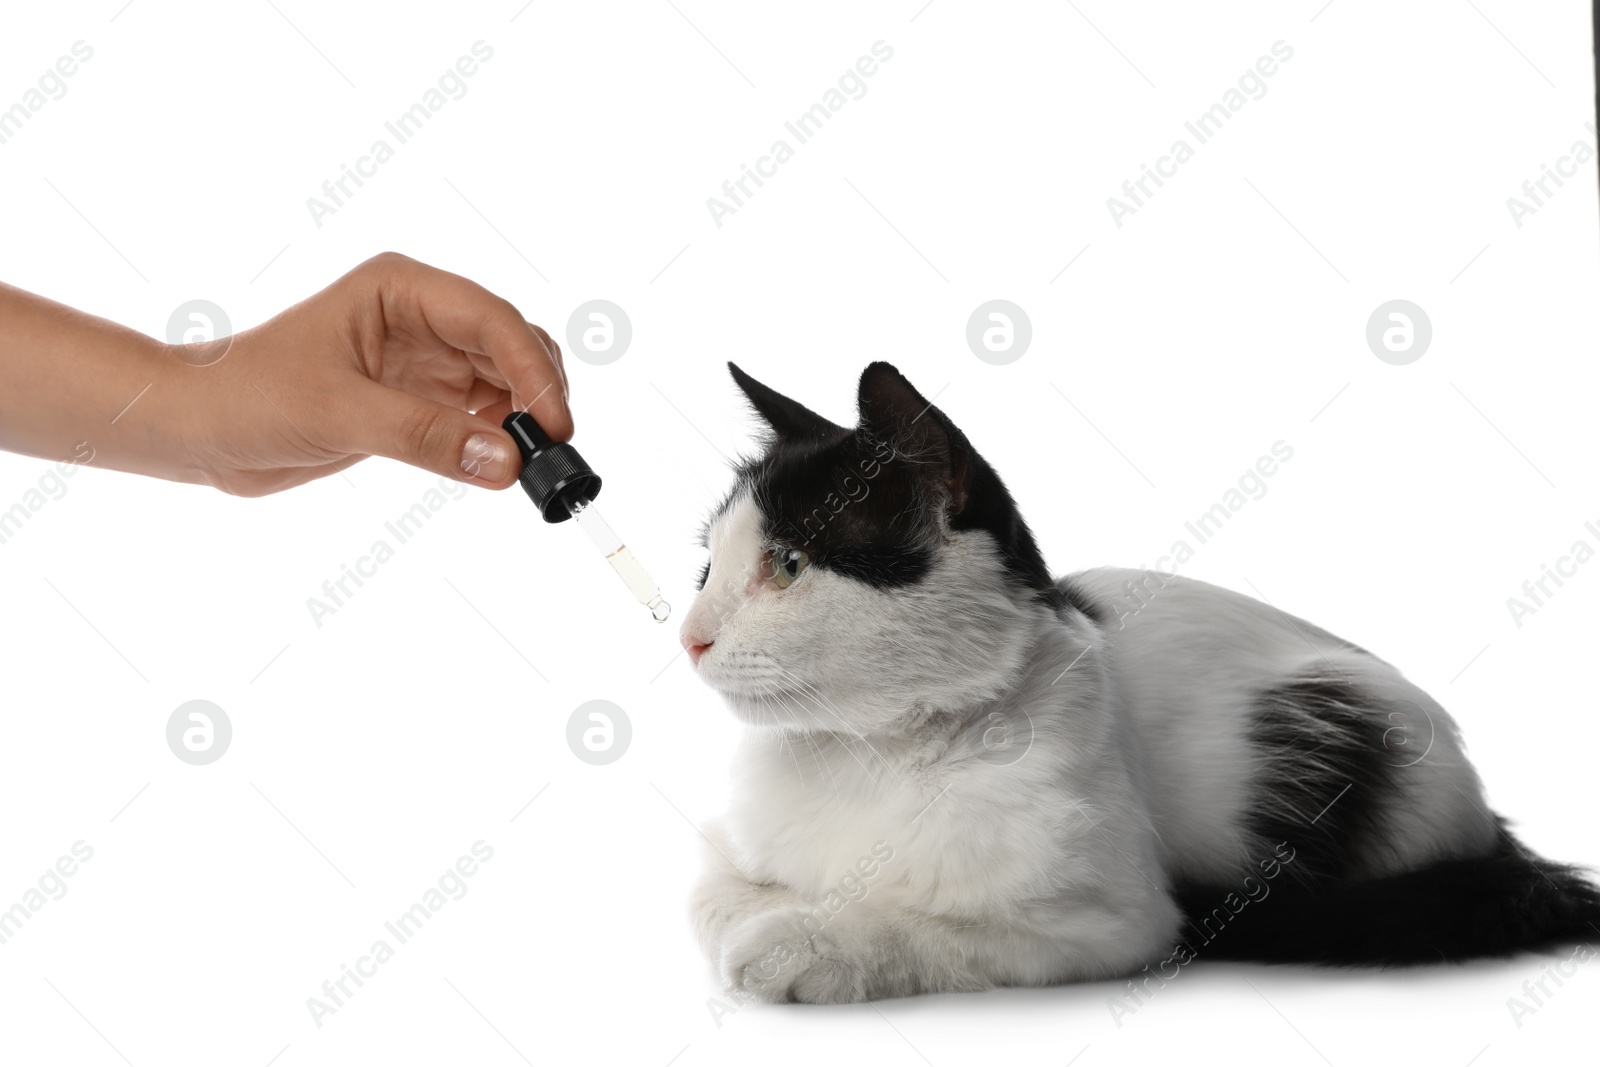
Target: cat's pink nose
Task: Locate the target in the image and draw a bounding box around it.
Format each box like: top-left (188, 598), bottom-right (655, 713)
top-left (680, 611), bottom-right (716, 665)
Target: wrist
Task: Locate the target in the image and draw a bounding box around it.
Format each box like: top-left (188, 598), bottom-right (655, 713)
top-left (94, 337), bottom-right (219, 487)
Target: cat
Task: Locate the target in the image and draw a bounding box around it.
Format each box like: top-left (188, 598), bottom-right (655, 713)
top-left (681, 361), bottom-right (1600, 1004)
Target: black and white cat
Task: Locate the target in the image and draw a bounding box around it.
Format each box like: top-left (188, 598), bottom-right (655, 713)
top-left (681, 362), bottom-right (1599, 1004)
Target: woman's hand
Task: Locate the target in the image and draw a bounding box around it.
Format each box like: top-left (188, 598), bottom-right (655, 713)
top-left (0, 252), bottom-right (571, 495)
top-left (180, 252), bottom-right (570, 495)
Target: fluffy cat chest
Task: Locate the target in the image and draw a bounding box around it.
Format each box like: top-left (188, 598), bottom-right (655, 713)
top-left (728, 738), bottom-right (1066, 908)
top-left (731, 770), bottom-right (917, 891)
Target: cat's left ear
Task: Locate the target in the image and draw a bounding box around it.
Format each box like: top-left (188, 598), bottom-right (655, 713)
top-left (728, 362), bottom-right (844, 441)
top-left (856, 362), bottom-right (971, 516)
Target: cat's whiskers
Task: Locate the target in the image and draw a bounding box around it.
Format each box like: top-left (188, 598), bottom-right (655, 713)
top-left (803, 728), bottom-right (843, 798)
top-left (772, 665), bottom-right (903, 787)
top-left (765, 695), bottom-right (809, 790)
top-left (740, 684), bottom-right (842, 797)
top-left (770, 690), bottom-right (844, 797)
top-left (773, 682), bottom-right (885, 786)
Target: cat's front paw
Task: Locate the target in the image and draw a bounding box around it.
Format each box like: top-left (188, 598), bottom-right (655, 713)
top-left (719, 908), bottom-right (869, 1004)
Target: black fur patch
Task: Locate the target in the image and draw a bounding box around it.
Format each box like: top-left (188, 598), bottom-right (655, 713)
top-left (1243, 668), bottom-right (1395, 884)
top-left (744, 427), bottom-right (936, 589)
top-left (1054, 577), bottom-right (1107, 624)
top-left (1171, 669), bottom-right (1600, 965)
top-left (943, 437), bottom-right (1068, 613)
top-left (725, 362), bottom-right (1076, 614)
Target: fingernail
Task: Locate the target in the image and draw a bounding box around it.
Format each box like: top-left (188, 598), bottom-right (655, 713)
top-left (461, 433), bottom-right (512, 481)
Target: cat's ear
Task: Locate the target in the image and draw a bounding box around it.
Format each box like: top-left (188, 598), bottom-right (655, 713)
top-left (856, 361), bottom-right (971, 515)
top-left (728, 362), bottom-right (844, 441)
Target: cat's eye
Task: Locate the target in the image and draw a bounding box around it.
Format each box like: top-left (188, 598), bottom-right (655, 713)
top-left (770, 546), bottom-right (810, 589)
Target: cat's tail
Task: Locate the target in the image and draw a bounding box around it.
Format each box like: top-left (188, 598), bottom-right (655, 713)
top-left (1173, 833), bottom-right (1600, 966)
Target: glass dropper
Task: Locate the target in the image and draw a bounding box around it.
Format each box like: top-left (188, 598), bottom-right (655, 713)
top-left (569, 500), bottom-right (671, 622)
top-left (501, 410), bottom-right (670, 623)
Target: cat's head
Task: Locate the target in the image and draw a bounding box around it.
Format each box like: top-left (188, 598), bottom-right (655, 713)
top-left (679, 362), bottom-right (1066, 734)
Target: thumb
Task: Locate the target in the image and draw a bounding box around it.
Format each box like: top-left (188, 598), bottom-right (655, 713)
top-left (339, 381), bottom-right (521, 488)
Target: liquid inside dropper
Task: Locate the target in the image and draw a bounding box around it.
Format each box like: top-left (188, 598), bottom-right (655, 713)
top-left (569, 500), bottom-right (671, 622)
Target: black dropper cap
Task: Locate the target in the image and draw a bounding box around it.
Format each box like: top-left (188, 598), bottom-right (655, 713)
top-left (502, 411), bottom-right (601, 523)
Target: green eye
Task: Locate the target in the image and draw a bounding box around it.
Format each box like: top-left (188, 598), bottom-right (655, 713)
top-left (771, 546), bottom-right (810, 589)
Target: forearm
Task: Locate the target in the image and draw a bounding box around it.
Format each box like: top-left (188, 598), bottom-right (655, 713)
top-left (0, 282), bottom-right (202, 483)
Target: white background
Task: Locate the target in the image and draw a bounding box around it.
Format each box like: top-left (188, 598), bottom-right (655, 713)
top-left (1, 1), bottom-right (1596, 1064)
